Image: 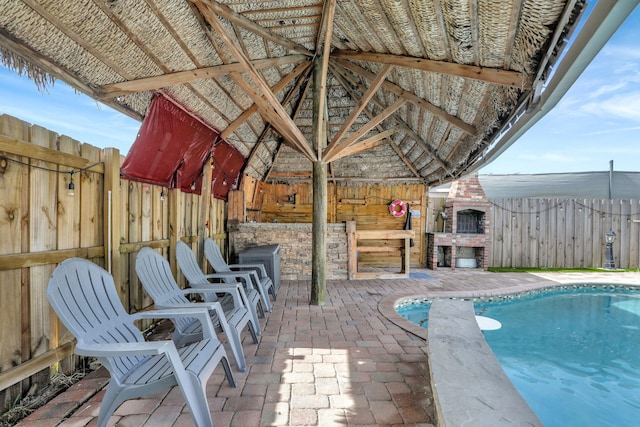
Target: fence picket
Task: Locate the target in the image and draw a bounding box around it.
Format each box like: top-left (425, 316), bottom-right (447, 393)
top-left (489, 197), bottom-right (638, 269)
top-left (0, 115), bottom-right (229, 404)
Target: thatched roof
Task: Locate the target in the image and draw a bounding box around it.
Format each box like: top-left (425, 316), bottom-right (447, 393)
top-left (1, 0), bottom-right (635, 188)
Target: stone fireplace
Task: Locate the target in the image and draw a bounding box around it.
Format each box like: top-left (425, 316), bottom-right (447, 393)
top-left (427, 174), bottom-right (490, 270)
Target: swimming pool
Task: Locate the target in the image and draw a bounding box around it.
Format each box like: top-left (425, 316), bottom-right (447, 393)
top-left (396, 286), bottom-right (640, 427)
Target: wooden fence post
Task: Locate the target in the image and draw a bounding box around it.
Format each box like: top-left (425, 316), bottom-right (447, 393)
top-left (346, 221), bottom-right (356, 280)
top-left (103, 148), bottom-right (122, 298)
top-left (169, 188), bottom-right (181, 277)
top-left (198, 157), bottom-right (213, 269)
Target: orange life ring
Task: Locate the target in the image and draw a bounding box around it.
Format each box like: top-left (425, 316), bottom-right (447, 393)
top-left (389, 199), bottom-right (407, 217)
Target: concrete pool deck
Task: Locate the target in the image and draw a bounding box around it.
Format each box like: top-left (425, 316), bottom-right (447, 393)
top-left (16, 269), bottom-right (640, 426)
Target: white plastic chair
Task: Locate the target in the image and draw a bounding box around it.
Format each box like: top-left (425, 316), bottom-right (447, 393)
top-left (136, 247), bottom-right (255, 372)
top-left (204, 238), bottom-right (275, 312)
top-left (46, 258), bottom-right (234, 427)
top-left (175, 240), bottom-right (262, 335)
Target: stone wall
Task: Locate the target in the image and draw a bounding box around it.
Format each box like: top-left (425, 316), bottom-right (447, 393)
top-left (229, 222), bottom-right (348, 280)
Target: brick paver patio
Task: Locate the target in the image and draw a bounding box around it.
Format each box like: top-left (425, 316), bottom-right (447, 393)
top-left (17, 269), bottom-right (640, 426)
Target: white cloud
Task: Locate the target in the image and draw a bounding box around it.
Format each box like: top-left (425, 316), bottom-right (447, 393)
top-left (580, 93), bottom-right (640, 122)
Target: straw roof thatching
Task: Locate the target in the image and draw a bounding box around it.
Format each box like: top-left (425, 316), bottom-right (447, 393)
top-left (0, 0), bottom-right (626, 187)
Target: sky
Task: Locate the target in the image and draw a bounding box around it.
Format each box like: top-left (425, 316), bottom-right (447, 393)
top-left (0, 5), bottom-right (639, 175)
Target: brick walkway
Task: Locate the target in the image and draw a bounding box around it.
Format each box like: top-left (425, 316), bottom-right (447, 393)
top-left (17, 270), bottom-right (640, 426)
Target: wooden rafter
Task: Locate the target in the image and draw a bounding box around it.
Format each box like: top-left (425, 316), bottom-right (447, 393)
top-left (97, 0), bottom-right (237, 124)
top-left (332, 58), bottom-right (478, 137)
top-left (332, 63), bottom-right (454, 177)
top-left (246, 66), bottom-right (313, 175)
top-left (329, 127), bottom-right (401, 162)
top-left (331, 68), bottom-right (421, 177)
top-left (264, 69), bottom-right (315, 182)
top-left (503, 0), bottom-right (524, 70)
top-left (97, 55), bottom-right (308, 99)
top-left (194, 0), bottom-right (315, 161)
top-left (222, 61), bottom-right (311, 139)
top-left (203, 0), bottom-right (313, 57)
top-left (326, 63), bottom-right (393, 153)
top-left (331, 51), bottom-right (532, 88)
top-left (399, 118), bottom-right (455, 177)
top-left (324, 97), bottom-right (406, 163)
top-left (240, 4), bottom-right (322, 16)
top-left (313, 0), bottom-right (336, 155)
top-left (387, 135), bottom-right (422, 178)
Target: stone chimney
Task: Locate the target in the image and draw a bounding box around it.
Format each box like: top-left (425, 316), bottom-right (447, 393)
top-left (447, 173), bottom-right (488, 202)
top-left (427, 173), bottom-right (491, 270)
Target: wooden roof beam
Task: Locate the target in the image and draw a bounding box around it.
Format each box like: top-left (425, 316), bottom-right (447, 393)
top-left (329, 127), bottom-right (401, 162)
top-left (333, 58), bottom-right (478, 137)
top-left (332, 50), bottom-right (532, 89)
top-left (221, 61), bottom-right (311, 139)
top-left (326, 63), bottom-right (393, 153)
top-left (247, 67), bottom-right (313, 177)
top-left (313, 0), bottom-right (336, 155)
top-left (203, 0), bottom-right (313, 57)
top-left (333, 62), bottom-right (454, 177)
top-left (194, 0), bottom-right (315, 161)
top-left (97, 55), bottom-right (308, 99)
top-left (324, 97), bottom-right (406, 163)
top-left (263, 69), bottom-right (314, 182)
top-left (345, 66), bottom-right (454, 180)
top-left (240, 4), bottom-right (322, 16)
top-left (386, 134), bottom-right (422, 179)
top-left (331, 68), bottom-right (421, 177)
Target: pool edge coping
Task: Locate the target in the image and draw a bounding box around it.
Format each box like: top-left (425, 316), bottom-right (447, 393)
top-left (378, 280), bottom-right (640, 427)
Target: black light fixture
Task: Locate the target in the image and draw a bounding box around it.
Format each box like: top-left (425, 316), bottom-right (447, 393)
top-left (67, 171), bottom-right (75, 196)
top-left (604, 230), bottom-right (616, 270)
top-left (160, 188), bottom-right (166, 201)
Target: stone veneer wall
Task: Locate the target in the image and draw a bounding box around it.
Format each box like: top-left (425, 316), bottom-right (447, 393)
top-left (228, 222), bottom-right (348, 281)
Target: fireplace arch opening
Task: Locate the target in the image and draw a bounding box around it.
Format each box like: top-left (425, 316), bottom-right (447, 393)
top-left (456, 209), bottom-right (484, 234)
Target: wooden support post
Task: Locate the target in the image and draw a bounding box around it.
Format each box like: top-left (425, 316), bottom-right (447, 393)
top-left (228, 190), bottom-right (246, 223)
top-left (103, 148), bottom-right (122, 299)
top-left (311, 160), bottom-right (327, 305)
top-left (310, 55), bottom-right (328, 306)
top-left (346, 221), bottom-right (357, 280)
top-left (198, 157), bottom-right (213, 269)
top-left (403, 235), bottom-right (411, 274)
top-left (169, 189), bottom-right (181, 277)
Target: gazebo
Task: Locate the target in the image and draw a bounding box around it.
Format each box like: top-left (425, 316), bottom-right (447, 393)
top-left (0, 2), bottom-right (638, 422)
top-left (2, 0), bottom-right (635, 304)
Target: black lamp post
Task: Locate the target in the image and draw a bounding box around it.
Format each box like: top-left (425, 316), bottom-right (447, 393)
top-left (604, 230), bottom-right (616, 270)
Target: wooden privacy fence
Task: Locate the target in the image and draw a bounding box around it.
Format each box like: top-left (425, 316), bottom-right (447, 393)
top-left (489, 198), bottom-right (640, 269)
top-left (0, 115), bottom-right (227, 412)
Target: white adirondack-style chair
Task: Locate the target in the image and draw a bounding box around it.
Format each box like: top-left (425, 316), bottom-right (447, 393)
top-left (46, 258), bottom-right (234, 427)
top-left (204, 238), bottom-right (275, 312)
top-left (135, 247), bottom-right (256, 372)
top-left (175, 240), bottom-right (263, 336)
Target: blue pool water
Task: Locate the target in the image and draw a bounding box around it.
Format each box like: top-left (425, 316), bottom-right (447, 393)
top-left (396, 287), bottom-right (640, 427)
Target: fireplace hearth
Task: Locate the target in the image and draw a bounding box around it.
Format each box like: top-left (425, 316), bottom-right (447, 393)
top-left (427, 174), bottom-right (490, 270)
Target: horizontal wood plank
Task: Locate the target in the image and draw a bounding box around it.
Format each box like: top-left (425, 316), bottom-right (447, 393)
top-left (0, 246), bottom-right (104, 270)
top-left (355, 230), bottom-right (415, 240)
top-left (0, 134), bottom-right (105, 172)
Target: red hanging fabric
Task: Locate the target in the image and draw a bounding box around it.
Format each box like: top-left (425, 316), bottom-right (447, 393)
top-left (121, 95), bottom-right (220, 194)
top-left (211, 141), bottom-right (246, 199)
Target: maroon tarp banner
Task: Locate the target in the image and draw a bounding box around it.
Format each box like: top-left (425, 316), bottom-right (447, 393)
top-left (121, 95), bottom-right (219, 194)
top-left (212, 140), bottom-right (246, 199)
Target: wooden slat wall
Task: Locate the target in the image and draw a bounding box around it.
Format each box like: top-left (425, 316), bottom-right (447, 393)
top-left (0, 115), bottom-right (228, 410)
top-left (489, 198), bottom-right (640, 269)
top-left (244, 179), bottom-right (427, 267)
